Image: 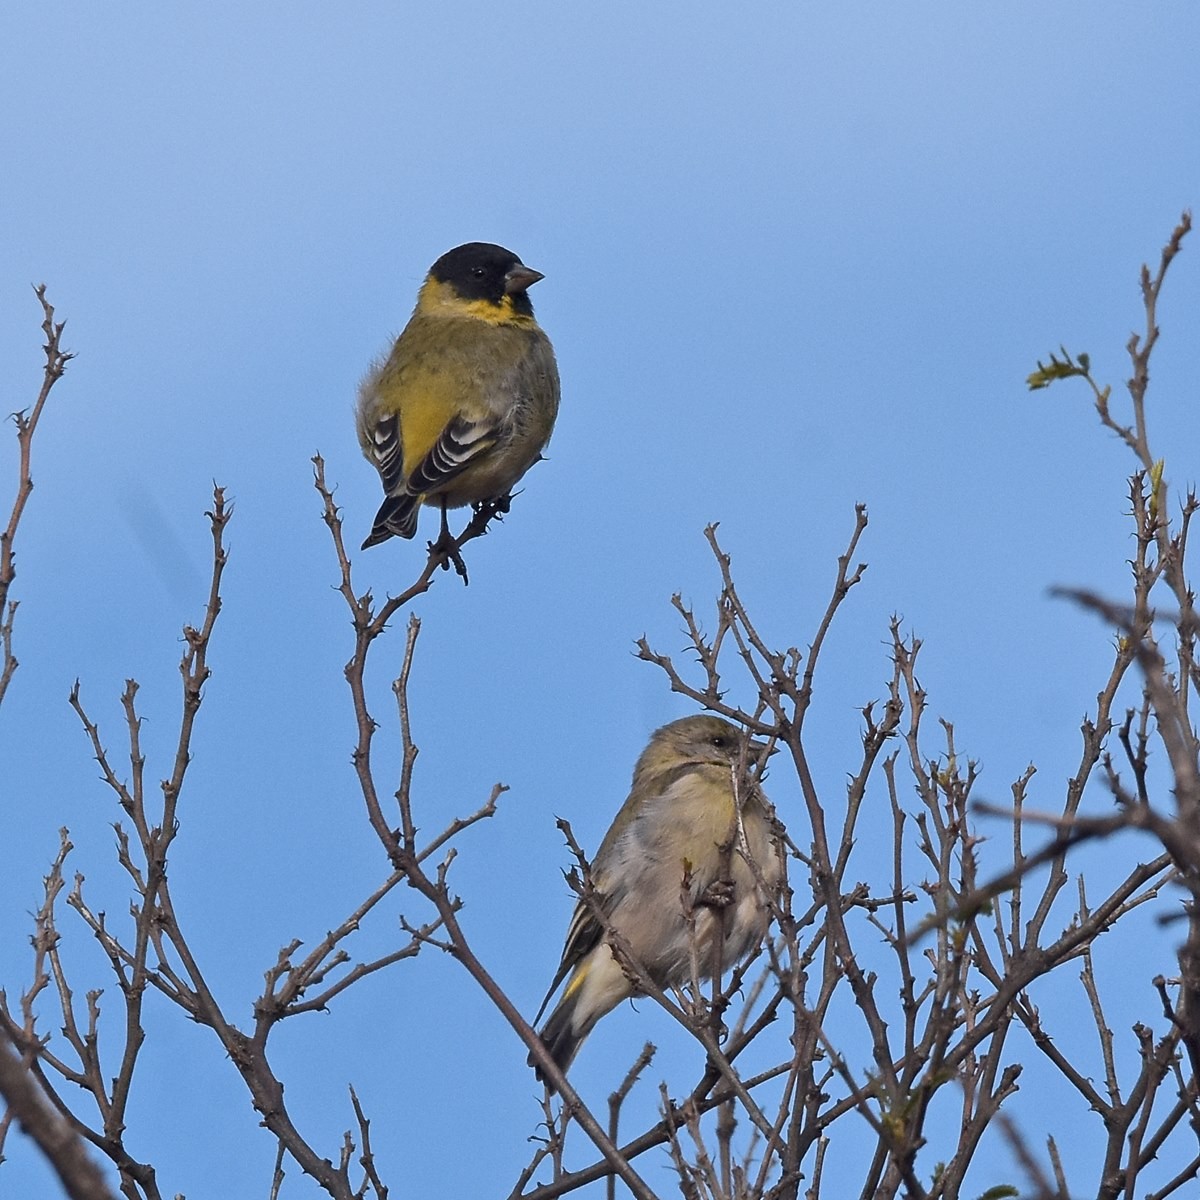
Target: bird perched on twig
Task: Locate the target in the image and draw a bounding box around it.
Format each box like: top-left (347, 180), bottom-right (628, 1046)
top-left (531, 714), bottom-right (784, 1088)
top-left (356, 242), bottom-right (560, 552)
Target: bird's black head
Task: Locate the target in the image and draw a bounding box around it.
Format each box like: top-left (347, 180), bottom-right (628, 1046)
top-left (428, 242), bottom-right (543, 316)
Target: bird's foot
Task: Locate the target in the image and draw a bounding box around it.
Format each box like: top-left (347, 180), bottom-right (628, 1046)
top-left (698, 880), bottom-right (736, 910)
top-left (427, 529), bottom-right (470, 585)
top-left (471, 492), bottom-right (514, 530)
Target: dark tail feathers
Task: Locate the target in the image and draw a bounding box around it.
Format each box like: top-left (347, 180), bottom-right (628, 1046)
top-left (529, 996), bottom-right (586, 1092)
top-left (361, 493), bottom-right (420, 549)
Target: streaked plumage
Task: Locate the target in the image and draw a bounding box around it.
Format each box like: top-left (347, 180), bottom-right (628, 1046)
top-left (532, 715), bottom-right (784, 1087)
top-left (356, 242), bottom-right (559, 548)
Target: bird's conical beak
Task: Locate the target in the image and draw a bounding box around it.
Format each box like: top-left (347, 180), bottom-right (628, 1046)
top-left (505, 265), bottom-right (544, 294)
top-left (750, 739), bottom-right (779, 758)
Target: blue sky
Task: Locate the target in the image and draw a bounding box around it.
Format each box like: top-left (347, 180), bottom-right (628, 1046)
top-left (2, 4), bottom-right (1199, 1196)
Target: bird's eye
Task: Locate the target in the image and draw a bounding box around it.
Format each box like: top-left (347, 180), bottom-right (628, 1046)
top-left (470, 266), bottom-right (486, 278)
top-left (711, 735), bottom-right (728, 748)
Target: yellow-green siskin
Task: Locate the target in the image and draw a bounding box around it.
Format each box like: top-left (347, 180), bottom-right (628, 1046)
top-left (531, 714), bottom-right (784, 1087)
top-left (356, 242), bottom-right (560, 548)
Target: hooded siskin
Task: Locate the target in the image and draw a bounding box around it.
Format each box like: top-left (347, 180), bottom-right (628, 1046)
top-left (356, 242), bottom-right (560, 548)
top-left (531, 714), bottom-right (784, 1088)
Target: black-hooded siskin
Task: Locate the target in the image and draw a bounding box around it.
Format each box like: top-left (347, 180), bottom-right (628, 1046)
top-left (356, 242), bottom-right (560, 548)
